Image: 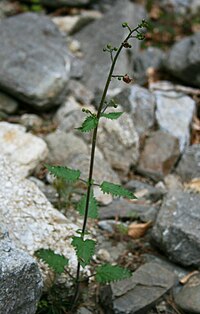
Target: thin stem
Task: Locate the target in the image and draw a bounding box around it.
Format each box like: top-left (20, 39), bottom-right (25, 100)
top-left (71, 23), bottom-right (142, 309)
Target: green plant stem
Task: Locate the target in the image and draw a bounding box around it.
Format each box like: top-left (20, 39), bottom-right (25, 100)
top-left (71, 23), bottom-right (141, 309)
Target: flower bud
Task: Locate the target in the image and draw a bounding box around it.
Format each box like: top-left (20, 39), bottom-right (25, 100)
top-left (123, 74), bottom-right (132, 84)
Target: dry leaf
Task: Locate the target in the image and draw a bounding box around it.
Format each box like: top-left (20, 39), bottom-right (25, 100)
top-left (179, 270), bottom-right (199, 285)
top-left (184, 178), bottom-right (200, 193)
top-left (128, 221), bottom-right (152, 239)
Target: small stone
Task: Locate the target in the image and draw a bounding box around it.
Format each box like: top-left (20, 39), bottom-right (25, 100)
top-left (0, 122), bottom-right (48, 177)
top-left (174, 273), bottom-right (200, 313)
top-left (137, 130), bottom-right (180, 181)
top-left (97, 248), bottom-right (111, 262)
top-left (176, 144), bottom-right (200, 181)
top-left (0, 91), bottom-right (18, 113)
top-left (20, 114), bottom-right (43, 129)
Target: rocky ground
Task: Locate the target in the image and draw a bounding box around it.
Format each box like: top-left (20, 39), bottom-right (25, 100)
top-left (0, 0), bottom-right (200, 313)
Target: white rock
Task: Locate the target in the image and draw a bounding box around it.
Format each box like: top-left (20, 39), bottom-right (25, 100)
top-left (0, 122), bottom-right (48, 177)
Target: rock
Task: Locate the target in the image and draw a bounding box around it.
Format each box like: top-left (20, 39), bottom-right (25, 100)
top-left (0, 91), bottom-right (18, 113)
top-left (114, 85), bottom-right (156, 138)
top-left (176, 144), bottom-right (200, 181)
top-left (52, 11), bottom-right (102, 35)
top-left (154, 83), bottom-right (195, 151)
top-left (45, 129), bottom-right (89, 165)
top-left (174, 273), bottom-right (200, 313)
top-left (20, 114), bottom-right (43, 130)
top-left (160, 0), bottom-right (200, 14)
top-left (152, 189), bottom-right (200, 267)
top-left (74, 0), bottom-right (146, 92)
top-left (41, 0), bottom-right (91, 7)
top-left (99, 199), bottom-right (159, 222)
top-left (125, 180), bottom-right (165, 202)
top-left (0, 225), bottom-right (43, 314)
top-left (98, 111), bottom-right (139, 173)
top-left (100, 262), bottom-right (177, 314)
top-left (67, 80), bottom-right (94, 105)
top-left (0, 122), bottom-right (48, 177)
top-left (77, 307), bottom-right (93, 314)
top-left (69, 153), bottom-right (120, 185)
top-left (0, 156), bottom-right (79, 278)
top-left (137, 130), bottom-right (180, 181)
top-left (164, 32), bottom-right (200, 88)
top-left (0, 13), bottom-right (71, 109)
top-left (133, 47), bottom-right (165, 85)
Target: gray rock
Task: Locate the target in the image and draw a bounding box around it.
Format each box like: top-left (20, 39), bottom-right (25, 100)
top-left (137, 130), bottom-right (180, 181)
top-left (74, 0), bottom-right (146, 92)
top-left (160, 0), bottom-right (200, 14)
top-left (0, 122), bottom-right (48, 177)
top-left (125, 180), bottom-right (165, 202)
top-left (152, 189), bottom-right (200, 267)
top-left (114, 85), bottom-right (156, 138)
top-left (133, 47), bottom-right (165, 85)
top-left (0, 225), bottom-right (43, 314)
top-left (100, 262), bottom-right (177, 314)
top-left (0, 156), bottom-right (79, 279)
top-left (20, 114), bottom-right (43, 130)
top-left (41, 0), bottom-right (91, 7)
top-left (76, 307), bottom-right (93, 314)
top-left (164, 32), bottom-right (200, 88)
top-left (99, 199), bottom-right (159, 222)
top-left (174, 273), bottom-right (200, 313)
top-left (0, 13), bottom-right (71, 109)
top-left (67, 80), bottom-right (94, 105)
top-left (176, 144), bottom-right (200, 181)
top-left (98, 111), bottom-right (139, 173)
top-left (0, 91), bottom-right (18, 113)
top-left (45, 129), bottom-right (89, 165)
top-left (154, 86), bottom-right (195, 151)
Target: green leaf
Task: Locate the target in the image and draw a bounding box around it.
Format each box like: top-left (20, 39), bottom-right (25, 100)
top-left (101, 112), bottom-right (123, 120)
top-left (45, 164), bottom-right (81, 183)
top-left (95, 264), bottom-right (132, 283)
top-left (76, 191), bottom-right (98, 219)
top-left (72, 236), bottom-right (96, 268)
top-left (77, 115), bottom-right (98, 132)
top-left (100, 181), bottom-right (137, 199)
top-left (35, 249), bottom-right (69, 274)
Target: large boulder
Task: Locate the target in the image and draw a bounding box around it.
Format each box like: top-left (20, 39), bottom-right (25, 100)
top-left (0, 13), bottom-right (71, 109)
top-left (74, 0), bottom-right (146, 92)
top-left (164, 32), bottom-right (200, 88)
top-left (0, 225), bottom-right (43, 314)
top-left (152, 189), bottom-right (200, 267)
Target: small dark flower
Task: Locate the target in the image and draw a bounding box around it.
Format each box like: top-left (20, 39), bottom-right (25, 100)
top-left (123, 74), bottom-right (132, 84)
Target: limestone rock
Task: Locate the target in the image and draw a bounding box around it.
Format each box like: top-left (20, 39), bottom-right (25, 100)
top-left (0, 225), bottom-right (43, 314)
top-left (0, 91), bottom-right (18, 113)
top-left (154, 83), bottom-right (195, 151)
top-left (98, 111), bottom-right (139, 173)
top-left (152, 189), bottom-right (200, 267)
top-left (176, 144), bottom-right (200, 181)
top-left (100, 262), bottom-right (177, 314)
top-left (0, 156), bottom-right (79, 275)
top-left (74, 0), bottom-right (146, 92)
top-left (137, 130), bottom-right (180, 181)
top-left (164, 32), bottom-right (200, 88)
top-left (0, 13), bottom-right (71, 109)
top-left (0, 122), bottom-right (48, 177)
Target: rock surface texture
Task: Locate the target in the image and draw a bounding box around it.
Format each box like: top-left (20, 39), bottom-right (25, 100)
top-left (100, 262), bottom-right (177, 314)
top-left (152, 189), bottom-right (200, 266)
top-left (176, 144), bottom-right (200, 181)
top-left (165, 32), bottom-right (200, 87)
top-left (0, 122), bottom-right (48, 177)
top-left (0, 225), bottom-right (43, 314)
top-left (0, 13), bottom-right (71, 108)
top-left (74, 0), bottom-right (146, 91)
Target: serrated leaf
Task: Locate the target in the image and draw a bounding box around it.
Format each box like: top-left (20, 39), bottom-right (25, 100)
top-left (101, 112), bottom-right (123, 120)
top-left (77, 115), bottom-right (98, 132)
top-left (35, 249), bottom-right (69, 274)
top-left (95, 264), bottom-right (131, 283)
top-left (72, 236), bottom-right (96, 268)
top-left (45, 164), bottom-right (81, 183)
top-left (76, 191), bottom-right (98, 219)
top-left (100, 181), bottom-right (137, 199)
